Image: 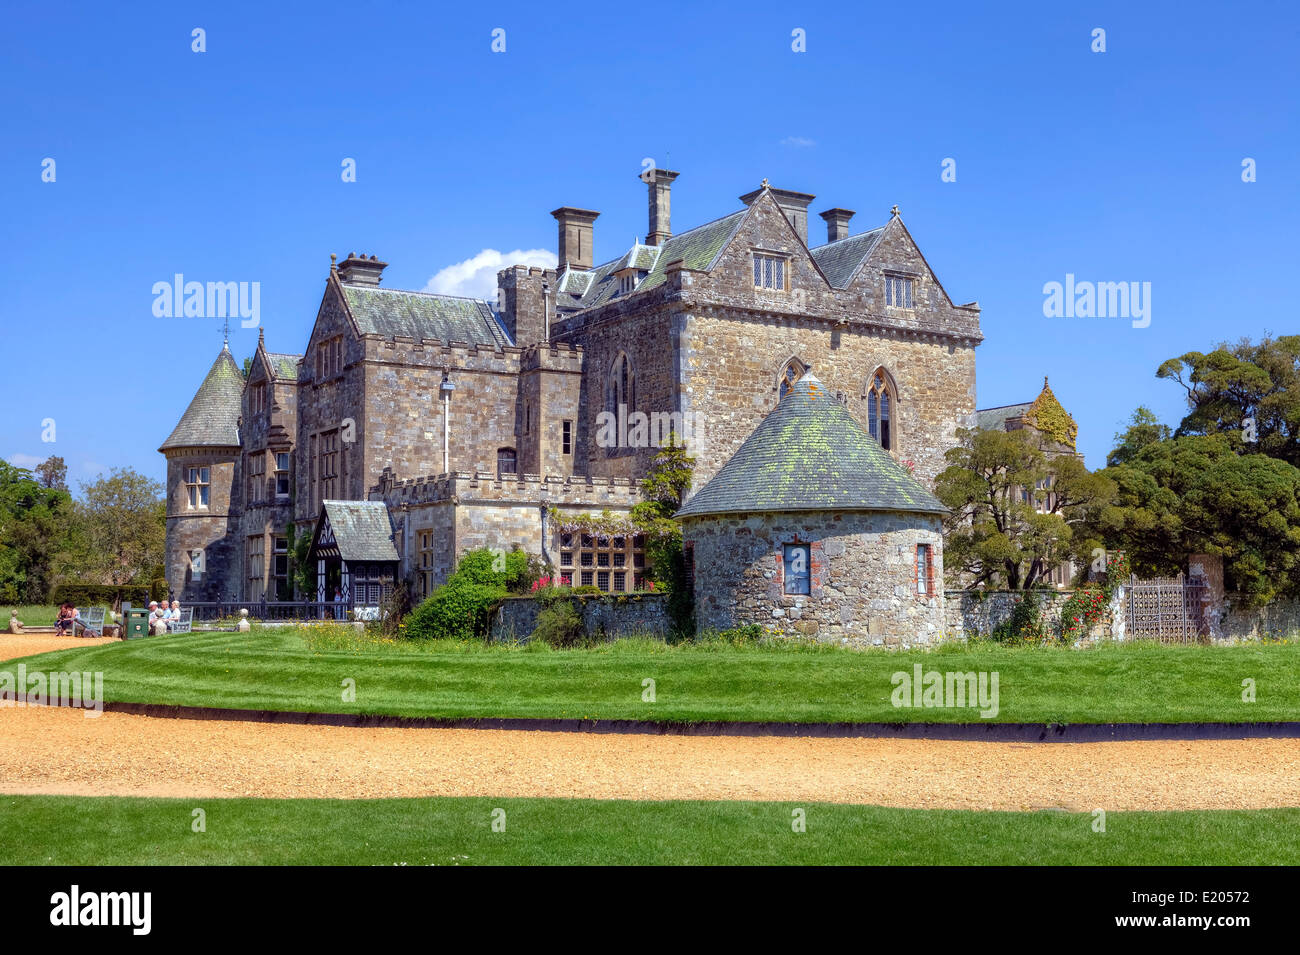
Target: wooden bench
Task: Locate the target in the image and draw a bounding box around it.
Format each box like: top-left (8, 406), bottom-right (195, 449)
top-left (75, 607), bottom-right (106, 638)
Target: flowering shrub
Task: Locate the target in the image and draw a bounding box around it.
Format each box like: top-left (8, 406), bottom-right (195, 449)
top-left (1059, 551), bottom-right (1130, 641)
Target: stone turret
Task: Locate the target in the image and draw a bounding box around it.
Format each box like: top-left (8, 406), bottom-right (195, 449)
top-left (159, 344), bottom-right (245, 601)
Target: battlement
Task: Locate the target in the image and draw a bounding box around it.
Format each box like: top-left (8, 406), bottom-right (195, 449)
top-left (520, 340), bottom-right (583, 372)
top-left (372, 468), bottom-right (643, 508)
top-left (359, 334), bottom-right (523, 372)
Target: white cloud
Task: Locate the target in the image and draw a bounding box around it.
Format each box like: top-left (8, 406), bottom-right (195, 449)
top-left (424, 248), bottom-right (557, 301)
top-left (7, 453), bottom-right (44, 469)
top-left (780, 136), bottom-right (816, 148)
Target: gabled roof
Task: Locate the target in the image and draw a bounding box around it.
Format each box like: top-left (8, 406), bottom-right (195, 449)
top-left (809, 226), bottom-right (887, 288)
top-left (974, 403), bottom-right (1034, 432)
top-left (677, 373), bottom-right (946, 518)
top-left (159, 345), bottom-right (245, 451)
top-left (339, 284), bottom-right (510, 347)
top-left (265, 352), bottom-right (302, 381)
top-left (312, 500), bottom-right (399, 563)
top-left (557, 210), bottom-right (749, 311)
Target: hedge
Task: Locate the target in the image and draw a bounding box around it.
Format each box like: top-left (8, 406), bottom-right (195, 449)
top-left (50, 580), bottom-right (168, 608)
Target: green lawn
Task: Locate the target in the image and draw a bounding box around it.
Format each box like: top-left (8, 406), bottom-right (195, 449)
top-left (7, 605), bottom-right (63, 627)
top-left (7, 627), bottom-right (1299, 723)
top-left (1, 795), bottom-right (1295, 865)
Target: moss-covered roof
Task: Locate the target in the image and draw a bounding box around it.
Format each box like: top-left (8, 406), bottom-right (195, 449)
top-left (315, 501), bottom-right (399, 563)
top-left (265, 352), bottom-right (302, 381)
top-left (676, 373), bottom-right (946, 519)
top-left (159, 346), bottom-right (245, 451)
top-left (975, 378), bottom-right (1077, 449)
top-left (809, 225), bottom-right (887, 288)
top-left (340, 285), bottom-right (509, 347)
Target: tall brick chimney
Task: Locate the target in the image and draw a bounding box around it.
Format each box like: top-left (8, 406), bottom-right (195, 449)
top-left (644, 168), bottom-right (680, 246)
top-left (740, 185), bottom-right (816, 247)
top-left (550, 207), bottom-right (600, 271)
top-left (336, 252), bottom-right (388, 286)
top-left (819, 208), bottom-right (855, 244)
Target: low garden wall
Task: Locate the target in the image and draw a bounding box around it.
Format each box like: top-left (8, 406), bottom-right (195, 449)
top-left (944, 589), bottom-right (1121, 641)
top-left (1220, 596), bottom-right (1300, 642)
top-left (489, 593), bottom-right (671, 642)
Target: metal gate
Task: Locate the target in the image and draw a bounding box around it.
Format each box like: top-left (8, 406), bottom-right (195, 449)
top-left (1126, 573), bottom-right (1208, 643)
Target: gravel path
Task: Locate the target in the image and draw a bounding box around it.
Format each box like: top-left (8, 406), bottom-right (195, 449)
top-left (2, 707), bottom-right (1298, 809)
top-left (0, 633), bottom-right (118, 661)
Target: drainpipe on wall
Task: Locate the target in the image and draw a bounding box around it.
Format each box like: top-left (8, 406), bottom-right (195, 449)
top-left (539, 505), bottom-right (552, 569)
top-left (440, 370), bottom-right (455, 474)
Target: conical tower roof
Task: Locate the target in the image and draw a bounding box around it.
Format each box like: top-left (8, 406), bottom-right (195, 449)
top-left (676, 373), bottom-right (945, 518)
top-left (159, 345), bottom-right (245, 452)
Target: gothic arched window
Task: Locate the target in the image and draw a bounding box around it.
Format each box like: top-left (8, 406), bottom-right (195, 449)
top-left (867, 370), bottom-right (896, 450)
top-left (606, 353), bottom-right (635, 417)
top-left (778, 358), bottom-right (806, 398)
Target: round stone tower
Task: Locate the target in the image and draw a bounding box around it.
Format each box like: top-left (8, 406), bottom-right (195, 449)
top-left (159, 343), bottom-right (245, 602)
top-left (676, 373), bottom-right (948, 647)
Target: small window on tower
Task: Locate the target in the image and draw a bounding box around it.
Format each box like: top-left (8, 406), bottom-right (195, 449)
top-left (783, 542), bottom-right (811, 595)
top-left (562, 420), bottom-right (572, 455)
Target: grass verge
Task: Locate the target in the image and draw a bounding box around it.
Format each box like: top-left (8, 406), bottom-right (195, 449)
top-left (5, 628), bottom-right (1299, 723)
top-left (2, 795), bottom-right (1296, 865)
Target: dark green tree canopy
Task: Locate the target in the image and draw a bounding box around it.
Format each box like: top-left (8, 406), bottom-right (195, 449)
top-left (935, 428), bottom-right (1114, 590)
top-left (1158, 335), bottom-right (1300, 467)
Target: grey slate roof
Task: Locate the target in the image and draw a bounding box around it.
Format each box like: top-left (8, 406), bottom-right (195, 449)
top-left (557, 210), bottom-right (749, 311)
top-left (340, 285), bottom-right (510, 347)
top-left (265, 352), bottom-right (302, 381)
top-left (320, 501), bottom-right (399, 562)
top-left (974, 403), bottom-right (1033, 432)
top-left (677, 373), bottom-right (946, 519)
top-left (808, 226), bottom-right (886, 288)
top-left (159, 346), bottom-right (245, 451)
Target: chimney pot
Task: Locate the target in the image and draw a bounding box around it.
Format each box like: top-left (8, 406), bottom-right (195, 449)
top-left (644, 168), bottom-right (680, 246)
top-left (819, 208), bottom-right (856, 243)
top-left (550, 207), bottom-right (600, 271)
top-left (337, 253), bottom-right (389, 286)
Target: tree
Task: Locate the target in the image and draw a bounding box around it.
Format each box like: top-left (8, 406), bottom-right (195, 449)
top-left (0, 461), bottom-right (72, 603)
top-left (1106, 406), bottom-right (1171, 467)
top-left (35, 456), bottom-right (67, 490)
top-left (1088, 432), bottom-right (1300, 605)
top-left (935, 428), bottom-right (1114, 590)
top-left (1157, 335), bottom-right (1300, 467)
top-left (64, 468), bottom-right (166, 590)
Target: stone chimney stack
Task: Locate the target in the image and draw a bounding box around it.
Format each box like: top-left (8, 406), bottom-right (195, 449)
top-left (336, 252), bottom-right (388, 286)
top-left (550, 207), bottom-right (600, 271)
top-left (819, 208), bottom-right (855, 243)
top-left (644, 168), bottom-right (680, 246)
top-left (740, 185), bottom-right (816, 247)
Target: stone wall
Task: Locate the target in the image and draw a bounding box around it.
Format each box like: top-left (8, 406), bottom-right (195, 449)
top-left (1221, 596), bottom-right (1300, 641)
top-left (684, 509), bottom-right (944, 646)
top-left (163, 449), bottom-right (240, 602)
top-left (489, 593), bottom-right (671, 642)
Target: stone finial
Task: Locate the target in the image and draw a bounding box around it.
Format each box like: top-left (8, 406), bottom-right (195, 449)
top-left (237, 608), bottom-right (251, 633)
top-left (330, 253), bottom-right (338, 271)
top-left (258, 327), bottom-right (264, 345)
top-left (890, 204), bottom-right (900, 217)
top-left (761, 178), bottom-right (769, 188)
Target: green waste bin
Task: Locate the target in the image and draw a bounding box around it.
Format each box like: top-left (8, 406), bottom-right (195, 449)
top-left (122, 603), bottom-right (151, 640)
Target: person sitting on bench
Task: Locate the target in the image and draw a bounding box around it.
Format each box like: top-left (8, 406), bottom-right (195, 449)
top-left (55, 603), bottom-right (76, 635)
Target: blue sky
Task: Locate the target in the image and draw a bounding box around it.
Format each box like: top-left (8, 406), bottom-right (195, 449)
top-left (3, 0), bottom-right (1296, 488)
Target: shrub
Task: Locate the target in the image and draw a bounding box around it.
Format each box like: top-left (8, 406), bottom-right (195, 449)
top-left (531, 600), bottom-right (585, 648)
top-left (992, 590), bottom-right (1048, 643)
top-left (403, 547), bottom-right (533, 641)
top-left (50, 582), bottom-right (151, 609)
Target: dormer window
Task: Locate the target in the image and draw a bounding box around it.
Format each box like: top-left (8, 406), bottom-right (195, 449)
top-left (753, 253), bottom-right (788, 291)
top-left (885, 274), bottom-right (914, 308)
top-left (619, 274), bottom-right (636, 295)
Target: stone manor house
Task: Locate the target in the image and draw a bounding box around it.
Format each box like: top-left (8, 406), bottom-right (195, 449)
top-left (161, 170), bottom-right (1020, 639)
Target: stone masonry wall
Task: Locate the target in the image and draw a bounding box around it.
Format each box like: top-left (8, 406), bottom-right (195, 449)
top-left (684, 509), bottom-right (944, 646)
top-left (489, 593), bottom-right (671, 642)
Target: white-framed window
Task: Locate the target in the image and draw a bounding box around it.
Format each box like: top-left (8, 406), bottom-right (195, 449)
top-left (186, 466), bottom-right (210, 508)
top-left (916, 543), bottom-right (934, 595)
top-left (618, 274), bottom-right (636, 295)
top-left (753, 253), bottom-right (787, 290)
top-left (247, 452), bottom-right (265, 504)
top-left (559, 532), bottom-right (647, 592)
top-left (885, 274), bottom-right (914, 308)
top-left (275, 452), bottom-right (291, 497)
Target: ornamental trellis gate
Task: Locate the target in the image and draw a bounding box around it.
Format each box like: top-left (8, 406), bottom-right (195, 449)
top-left (1125, 573), bottom-right (1209, 643)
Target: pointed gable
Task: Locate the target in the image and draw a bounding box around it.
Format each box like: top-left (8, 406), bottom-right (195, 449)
top-left (677, 373), bottom-right (945, 518)
top-left (703, 187), bottom-right (832, 292)
top-left (159, 346), bottom-right (245, 451)
top-left (309, 501), bottom-right (398, 563)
